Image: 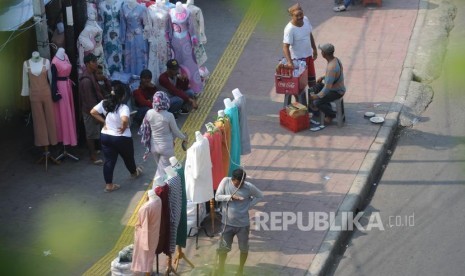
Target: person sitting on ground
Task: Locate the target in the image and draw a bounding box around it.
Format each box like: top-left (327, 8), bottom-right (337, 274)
top-left (333, 0), bottom-right (352, 12)
top-left (158, 59), bottom-right (198, 115)
top-left (309, 43), bottom-right (346, 128)
top-left (132, 69), bottom-right (159, 124)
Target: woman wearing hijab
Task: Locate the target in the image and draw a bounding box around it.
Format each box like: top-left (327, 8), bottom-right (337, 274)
top-left (90, 80), bottom-right (143, 192)
top-left (141, 91), bottom-right (187, 178)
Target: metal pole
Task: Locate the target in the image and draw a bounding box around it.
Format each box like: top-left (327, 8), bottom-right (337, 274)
top-left (32, 0), bottom-right (51, 60)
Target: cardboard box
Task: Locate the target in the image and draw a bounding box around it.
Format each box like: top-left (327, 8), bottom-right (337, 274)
top-left (286, 102), bottom-right (308, 118)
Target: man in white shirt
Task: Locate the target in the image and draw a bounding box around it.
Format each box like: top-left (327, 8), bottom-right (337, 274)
top-left (283, 3), bottom-right (318, 105)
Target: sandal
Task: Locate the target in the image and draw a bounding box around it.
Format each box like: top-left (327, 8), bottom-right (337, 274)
top-left (131, 166), bottom-right (143, 178)
top-left (104, 184), bottom-right (120, 193)
top-left (92, 159), bottom-right (104, 166)
top-left (310, 125), bottom-right (326, 132)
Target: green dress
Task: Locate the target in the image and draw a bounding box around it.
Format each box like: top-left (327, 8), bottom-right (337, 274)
top-left (174, 165), bottom-right (188, 247)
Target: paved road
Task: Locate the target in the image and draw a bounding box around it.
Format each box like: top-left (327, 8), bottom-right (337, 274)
top-left (332, 1), bottom-right (465, 275)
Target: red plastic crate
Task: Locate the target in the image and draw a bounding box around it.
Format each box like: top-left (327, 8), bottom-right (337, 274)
top-left (275, 68), bottom-right (308, 95)
top-left (279, 109), bottom-right (309, 133)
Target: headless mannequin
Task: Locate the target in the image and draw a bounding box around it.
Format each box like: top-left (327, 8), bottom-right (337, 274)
top-left (154, 175), bottom-right (166, 186)
top-left (165, 165), bottom-right (178, 180)
top-left (175, 1), bottom-right (183, 13)
top-left (205, 122), bottom-right (216, 133)
top-left (195, 130), bottom-right (203, 142)
top-left (224, 98), bottom-right (234, 109)
top-left (186, 0), bottom-right (194, 5)
top-left (232, 88), bottom-right (243, 100)
top-left (55, 48), bottom-right (65, 60)
top-left (169, 156), bottom-right (181, 169)
top-left (22, 51), bottom-right (59, 170)
top-left (218, 110), bottom-right (225, 118)
top-left (78, 13), bottom-right (105, 73)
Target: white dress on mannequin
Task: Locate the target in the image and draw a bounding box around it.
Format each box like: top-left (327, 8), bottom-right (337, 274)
top-left (184, 131), bottom-right (213, 203)
top-left (78, 13), bottom-right (107, 75)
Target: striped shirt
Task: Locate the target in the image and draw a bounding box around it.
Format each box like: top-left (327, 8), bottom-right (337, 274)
top-left (318, 57), bottom-right (346, 97)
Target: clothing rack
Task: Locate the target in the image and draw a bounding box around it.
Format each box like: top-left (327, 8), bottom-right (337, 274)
top-left (187, 203), bottom-right (213, 250)
top-left (36, 146), bottom-right (60, 171)
top-left (55, 145), bottom-right (79, 161)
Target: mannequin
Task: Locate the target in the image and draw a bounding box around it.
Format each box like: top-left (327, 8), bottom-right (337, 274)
top-left (224, 99), bottom-right (241, 175)
top-left (215, 110), bottom-right (231, 176)
top-left (185, 131), bottom-right (214, 203)
top-left (22, 52), bottom-right (59, 169)
top-left (98, 0), bottom-right (124, 75)
top-left (183, 0), bottom-right (207, 66)
top-left (231, 88), bottom-right (251, 155)
top-left (224, 98), bottom-right (234, 109)
top-left (78, 12), bottom-right (107, 75)
top-left (169, 1), bottom-right (203, 94)
top-left (169, 156), bottom-right (181, 169)
top-left (51, 48), bottom-right (79, 155)
top-left (131, 189), bottom-right (162, 276)
top-left (145, 0), bottom-right (172, 83)
top-left (205, 122), bottom-right (216, 133)
top-left (153, 175), bottom-right (166, 186)
top-left (165, 165), bottom-right (177, 180)
top-left (155, 175), bottom-right (170, 256)
top-left (120, 0), bottom-right (148, 76)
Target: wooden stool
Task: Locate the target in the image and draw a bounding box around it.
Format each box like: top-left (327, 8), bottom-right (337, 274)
top-left (319, 97), bottom-right (346, 127)
top-left (362, 0), bottom-right (382, 7)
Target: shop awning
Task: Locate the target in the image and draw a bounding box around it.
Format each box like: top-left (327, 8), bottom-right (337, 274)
top-left (0, 0), bottom-right (51, 32)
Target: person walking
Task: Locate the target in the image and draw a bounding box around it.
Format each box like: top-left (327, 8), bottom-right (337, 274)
top-left (142, 91), bottom-right (187, 178)
top-left (90, 81), bottom-right (142, 192)
top-left (214, 169), bottom-right (263, 276)
top-left (309, 43), bottom-right (346, 131)
top-left (283, 3), bottom-right (318, 104)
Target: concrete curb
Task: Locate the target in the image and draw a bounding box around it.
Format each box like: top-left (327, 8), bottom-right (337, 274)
top-left (306, 1), bottom-right (429, 275)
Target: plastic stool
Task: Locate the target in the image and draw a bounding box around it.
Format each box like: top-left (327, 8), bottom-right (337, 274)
top-left (320, 97), bottom-right (346, 127)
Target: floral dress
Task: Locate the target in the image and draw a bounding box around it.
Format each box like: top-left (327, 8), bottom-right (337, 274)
top-left (98, 0), bottom-right (124, 75)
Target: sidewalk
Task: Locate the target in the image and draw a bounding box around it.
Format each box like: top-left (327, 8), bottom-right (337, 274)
top-left (162, 0), bottom-right (421, 275)
top-left (0, 0), bottom-right (421, 275)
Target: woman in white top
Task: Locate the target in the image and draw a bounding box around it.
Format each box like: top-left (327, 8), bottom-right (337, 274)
top-left (144, 91), bottom-right (187, 178)
top-left (91, 81), bottom-right (142, 192)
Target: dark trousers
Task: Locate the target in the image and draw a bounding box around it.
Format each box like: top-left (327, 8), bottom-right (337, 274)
top-left (315, 91), bottom-right (343, 118)
top-left (100, 133), bottom-right (137, 184)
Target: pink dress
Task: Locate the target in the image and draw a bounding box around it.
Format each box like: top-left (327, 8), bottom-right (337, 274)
top-left (51, 54), bottom-right (77, 146)
top-left (131, 196), bottom-right (162, 273)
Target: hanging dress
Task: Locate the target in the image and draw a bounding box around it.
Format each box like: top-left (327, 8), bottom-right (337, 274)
top-left (185, 136), bottom-right (214, 203)
top-left (225, 105), bottom-right (241, 175)
top-left (145, 4), bottom-right (173, 84)
top-left (51, 54), bottom-right (77, 146)
top-left (214, 116), bottom-right (231, 178)
top-left (98, 0), bottom-right (124, 75)
top-left (185, 2), bottom-right (207, 66)
top-left (169, 7), bottom-right (203, 94)
top-left (173, 164), bottom-right (188, 248)
top-left (155, 184), bottom-right (171, 255)
top-left (120, 2), bottom-right (148, 76)
top-left (166, 174), bottom-right (182, 254)
top-left (233, 94), bottom-right (252, 155)
top-left (204, 130), bottom-right (224, 190)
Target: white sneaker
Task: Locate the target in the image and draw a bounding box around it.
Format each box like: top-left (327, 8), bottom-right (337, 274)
top-left (333, 5), bottom-right (346, 12)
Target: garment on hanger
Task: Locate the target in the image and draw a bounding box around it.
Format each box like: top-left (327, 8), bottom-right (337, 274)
top-left (98, 0), bottom-right (124, 75)
top-left (172, 163), bottom-right (188, 248)
top-left (51, 53), bottom-right (77, 146)
top-left (77, 18), bottom-right (107, 75)
top-left (165, 173), bottom-right (182, 254)
top-left (120, 2), bottom-right (148, 76)
top-left (169, 6), bottom-right (203, 94)
top-left (145, 4), bottom-right (173, 84)
top-left (185, 134), bottom-right (213, 203)
top-left (131, 194), bottom-right (162, 273)
top-left (23, 58), bottom-right (58, 146)
top-left (155, 184), bottom-right (171, 255)
top-left (232, 91), bottom-right (251, 155)
top-left (214, 115), bottom-right (231, 178)
top-left (184, 1), bottom-right (207, 66)
top-left (225, 104), bottom-right (241, 176)
top-left (204, 129), bottom-right (224, 190)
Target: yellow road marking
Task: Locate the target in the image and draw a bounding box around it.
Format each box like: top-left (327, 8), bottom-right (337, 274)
top-left (83, 2), bottom-right (262, 275)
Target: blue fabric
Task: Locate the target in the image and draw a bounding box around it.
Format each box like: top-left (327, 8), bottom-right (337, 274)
top-left (225, 105), bottom-right (241, 176)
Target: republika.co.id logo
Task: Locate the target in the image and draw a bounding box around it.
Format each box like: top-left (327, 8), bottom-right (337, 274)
top-left (252, 211), bottom-right (415, 232)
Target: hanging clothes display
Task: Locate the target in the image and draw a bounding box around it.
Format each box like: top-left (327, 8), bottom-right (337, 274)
top-left (145, 3), bottom-right (173, 84)
top-left (184, 0), bottom-right (207, 66)
top-left (51, 53), bottom-right (77, 146)
top-left (155, 183), bottom-right (171, 255)
top-left (214, 113), bottom-right (231, 178)
top-left (21, 57), bottom-right (57, 147)
top-left (185, 132), bottom-right (213, 203)
top-left (98, 0), bottom-right (124, 75)
top-left (120, 2), bottom-right (148, 76)
top-left (225, 102), bottom-right (241, 175)
top-left (232, 89), bottom-right (251, 155)
top-left (172, 162), bottom-right (188, 248)
top-left (77, 14), bottom-right (107, 75)
top-left (131, 193), bottom-right (162, 274)
top-left (169, 4), bottom-right (203, 94)
top-left (204, 127), bottom-right (224, 190)
top-left (165, 173), bottom-right (182, 254)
